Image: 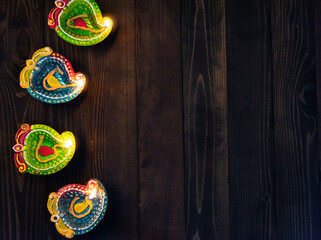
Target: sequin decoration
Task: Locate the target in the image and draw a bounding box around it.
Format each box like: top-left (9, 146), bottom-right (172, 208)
top-left (12, 124), bottom-right (76, 175)
top-left (48, 0), bottom-right (113, 46)
top-left (20, 47), bottom-right (86, 104)
top-left (47, 179), bottom-right (108, 238)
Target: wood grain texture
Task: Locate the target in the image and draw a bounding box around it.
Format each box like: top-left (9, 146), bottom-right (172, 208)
top-left (0, 0), bottom-right (48, 239)
top-left (271, 0), bottom-right (320, 239)
top-left (226, 0), bottom-right (276, 239)
top-left (315, 0), bottom-right (321, 227)
top-left (1, 0), bottom-right (321, 239)
top-left (136, 0), bottom-right (185, 239)
top-left (181, 0), bottom-right (230, 239)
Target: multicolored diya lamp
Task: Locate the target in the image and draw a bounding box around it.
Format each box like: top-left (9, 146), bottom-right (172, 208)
top-left (12, 124), bottom-right (76, 175)
top-left (47, 179), bottom-right (108, 238)
top-left (48, 0), bottom-right (113, 46)
top-left (20, 47), bottom-right (86, 104)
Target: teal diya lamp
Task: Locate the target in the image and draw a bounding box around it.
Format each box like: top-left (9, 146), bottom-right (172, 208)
top-left (20, 47), bottom-right (86, 104)
top-left (47, 179), bottom-right (108, 238)
top-left (48, 0), bottom-right (113, 46)
top-left (12, 124), bottom-right (76, 175)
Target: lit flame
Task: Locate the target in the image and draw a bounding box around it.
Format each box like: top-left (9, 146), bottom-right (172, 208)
top-left (88, 187), bottom-right (97, 200)
top-left (104, 18), bottom-right (112, 28)
top-left (77, 79), bottom-right (85, 88)
top-left (74, 74), bottom-right (86, 89)
top-left (64, 139), bottom-right (73, 148)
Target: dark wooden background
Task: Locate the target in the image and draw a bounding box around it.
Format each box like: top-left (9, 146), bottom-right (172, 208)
top-left (0, 0), bottom-right (321, 239)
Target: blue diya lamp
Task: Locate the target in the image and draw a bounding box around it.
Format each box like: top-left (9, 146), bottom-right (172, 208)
top-left (20, 47), bottom-right (86, 104)
top-left (47, 179), bottom-right (108, 238)
top-left (12, 124), bottom-right (76, 175)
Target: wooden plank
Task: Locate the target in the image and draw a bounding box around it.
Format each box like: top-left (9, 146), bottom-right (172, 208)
top-left (0, 0), bottom-right (47, 239)
top-left (225, 0), bottom-right (276, 239)
top-left (42, 0), bottom-right (139, 239)
top-left (136, 0), bottom-right (185, 239)
top-left (271, 0), bottom-right (321, 239)
top-left (181, 0), bottom-right (230, 239)
top-left (315, 3), bottom-right (321, 235)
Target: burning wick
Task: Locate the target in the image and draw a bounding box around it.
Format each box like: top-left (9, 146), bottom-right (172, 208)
top-left (89, 187), bottom-right (98, 200)
top-left (104, 18), bottom-right (112, 28)
top-left (64, 139), bottom-right (73, 148)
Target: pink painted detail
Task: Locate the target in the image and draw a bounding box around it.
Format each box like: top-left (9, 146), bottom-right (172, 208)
top-left (14, 152), bottom-right (27, 173)
top-left (13, 144), bottom-right (23, 153)
top-left (57, 184), bottom-right (88, 197)
top-left (73, 18), bottom-right (87, 28)
top-left (15, 124), bottom-right (31, 145)
top-left (51, 52), bottom-right (75, 77)
top-left (39, 146), bottom-right (54, 157)
top-left (48, 0), bottom-right (69, 29)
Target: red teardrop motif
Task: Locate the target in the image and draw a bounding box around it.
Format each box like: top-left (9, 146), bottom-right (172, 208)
top-left (73, 18), bottom-right (87, 28)
top-left (39, 146), bottom-right (54, 157)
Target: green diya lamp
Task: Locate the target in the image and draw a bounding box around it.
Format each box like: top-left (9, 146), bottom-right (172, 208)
top-left (48, 0), bottom-right (113, 46)
top-left (12, 124), bottom-right (76, 175)
top-left (47, 179), bottom-right (108, 238)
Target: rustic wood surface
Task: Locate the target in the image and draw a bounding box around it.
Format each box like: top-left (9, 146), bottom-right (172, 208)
top-left (0, 0), bottom-right (320, 239)
top-left (136, 0), bottom-right (185, 239)
top-left (271, 0), bottom-right (320, 239)
top-left (182, 0), bottom-right (230, 239)
top-left (225, 0), bottom-right (275, 239)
